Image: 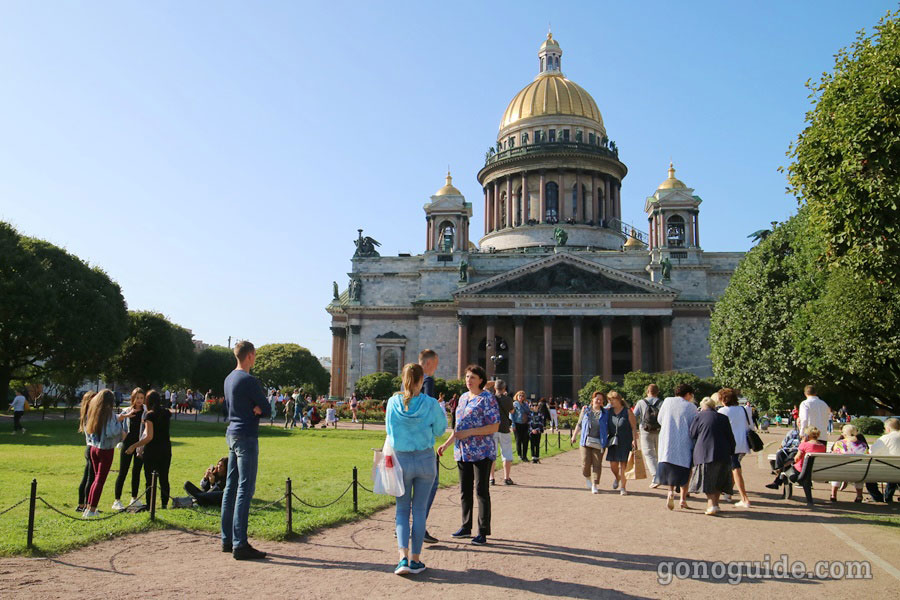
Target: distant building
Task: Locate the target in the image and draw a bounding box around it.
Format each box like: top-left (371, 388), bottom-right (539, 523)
top-left (327, 34), bottom-right (743, 399)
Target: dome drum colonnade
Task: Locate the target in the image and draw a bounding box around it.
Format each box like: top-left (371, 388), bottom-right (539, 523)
top-left (478, 32), bottom-right (627, 251)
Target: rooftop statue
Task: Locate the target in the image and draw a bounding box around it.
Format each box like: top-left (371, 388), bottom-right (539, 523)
top-left (332, 281), bottom-right (339, 301)
top-left (661, 257), bottom-right (672, 280)
top-left (553, 226), bottom-right (568, 247)
top-left (353, 229), bottom-right (381, 258)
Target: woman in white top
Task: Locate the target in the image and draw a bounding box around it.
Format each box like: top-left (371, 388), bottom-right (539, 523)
top-left (657, 384), bottom-right (699, 510)
top-left (717, 388), bottom-right (754, 508)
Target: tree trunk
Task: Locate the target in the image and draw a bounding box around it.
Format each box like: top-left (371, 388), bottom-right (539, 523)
top-left (0, 367), bottom-right (11, 408)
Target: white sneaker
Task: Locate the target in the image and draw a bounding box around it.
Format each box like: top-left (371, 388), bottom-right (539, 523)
top-left (734, 500), bottom-right (751, 509)
top-left (620, 489), bottom-right (628, 496)
top-left (649, 482), bottom-right (660, 489)
top-left (585, 478), bottom-right (592, 490)
top-left (129, 498), bottom-right (145, 509)
top-left (591, 484), bottom-right (599, 494)
top-left (82, 509), bottom-right (97, 518)
top-left (111, 500), bottom-right (126, 511)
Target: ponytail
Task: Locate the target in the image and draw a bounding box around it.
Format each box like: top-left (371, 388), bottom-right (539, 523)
top-left (400, 363), bottom-right (424, 410)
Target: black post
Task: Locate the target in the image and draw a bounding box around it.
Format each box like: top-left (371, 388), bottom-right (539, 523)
top-left (285, 478), bottom-right (292, 535)
top-left (352, 466), bottom-right (358, 513)
top-left (558, 431), bottom-right (561, 448)
top-left (42, 402), bottom-right (47, 421)
top-left (194, 410), bottom-right (198, 422)
top-left (150, 470), bottom-right (158, 521)
top-left (545, 432), bottom-right (548, 453)
top-left (26, 478), bottom-right (37, 549)
top-left (63, 407), bottom-right (68, 421)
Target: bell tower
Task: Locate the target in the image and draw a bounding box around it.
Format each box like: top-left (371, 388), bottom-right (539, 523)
top-left (424, 171), bottom-right (472, 253)
top-left (645, 162), bottom-right (703, 280)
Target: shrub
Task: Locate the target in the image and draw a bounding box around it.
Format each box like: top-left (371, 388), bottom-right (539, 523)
top-left (577, 376), bottom-right (621, 405)
top-left (850, 417), bottom-right (884, 436)
top-left (354, 372), bottom-right (398, 400)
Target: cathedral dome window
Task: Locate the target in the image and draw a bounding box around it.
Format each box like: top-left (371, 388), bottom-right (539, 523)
top-left (666, 215), bottom-right (686, 247)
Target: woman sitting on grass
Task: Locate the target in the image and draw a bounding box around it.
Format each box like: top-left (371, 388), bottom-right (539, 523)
top-left (385, 363), bottom-right (447, 576)
top-left (83, 390), bottom-right (133, 518)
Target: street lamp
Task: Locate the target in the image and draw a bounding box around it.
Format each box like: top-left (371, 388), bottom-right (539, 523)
top-left (358, 342), bottom-right (366, 376)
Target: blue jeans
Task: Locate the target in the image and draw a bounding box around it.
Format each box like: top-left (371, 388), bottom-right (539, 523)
top-left (221, 432), bottom-right (259, 549)
top-left (425, 454), bottom-right (439, 519)
top-left (394, 449), bottom-right (436, 555)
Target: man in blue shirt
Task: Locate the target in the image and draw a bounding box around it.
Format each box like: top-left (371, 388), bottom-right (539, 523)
top-left (221, 340), bottom-right (271, 560)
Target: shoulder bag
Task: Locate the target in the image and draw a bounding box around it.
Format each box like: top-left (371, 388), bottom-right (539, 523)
top-left (743, 406), bottom-right (764, 452)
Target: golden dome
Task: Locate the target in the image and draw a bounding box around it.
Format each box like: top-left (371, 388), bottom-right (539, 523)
top-left (658, 162), bottom-right (687, 190)
top-left (624, 235), bottom-right (644, 249)
top-left (500, 73), bottom-right (604, 132)
top-left (435, 171), bottom-right (462, 196)
top-left (539, 31), bottom-right (560, 52)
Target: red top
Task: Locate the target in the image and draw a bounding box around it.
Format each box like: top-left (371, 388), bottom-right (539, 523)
top-left (793, 440), bottom-right (826, 472)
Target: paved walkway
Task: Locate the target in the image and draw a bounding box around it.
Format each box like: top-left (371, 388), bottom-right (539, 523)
top-left (1, 432), bottom-right (897, 598)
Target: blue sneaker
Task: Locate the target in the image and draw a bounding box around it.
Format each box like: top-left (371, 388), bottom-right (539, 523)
top-left (451, 527), bottom-right (472, 538)
top-left (471, 534), bottom-right (487, 546)
top-left (408, 560), bottom-right (426, 574)
top-left (394, 558), bottom-right (411, 575)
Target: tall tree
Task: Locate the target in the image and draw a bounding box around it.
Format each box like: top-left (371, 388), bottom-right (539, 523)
top-left (192, 345), bottom-right (235, 396)
top-left (105, 311), bottom-right (195, 388)
top-left (252, 343), bottom-right (330, 395)
top-left (0, 221), bottom-right (128, 401)
top-left (786, 9), bottom-right (900, 288)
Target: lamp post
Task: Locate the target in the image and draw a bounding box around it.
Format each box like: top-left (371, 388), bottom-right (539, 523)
top-left (358, 342), bottom-right (366, 378)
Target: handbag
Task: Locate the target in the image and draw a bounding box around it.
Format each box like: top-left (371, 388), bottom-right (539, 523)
top-left (743, 406), bottom-right (764, 453)
top-left (372, 439), bottom-right (405, 497)
top-left (626, 449), bottom-right (647, 480)
top-left (585, 437), bottom-right (604, 450)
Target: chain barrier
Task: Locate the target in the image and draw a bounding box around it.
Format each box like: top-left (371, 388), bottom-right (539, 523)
top-left (357, 481), bottom-right (374, 494)
top-left (0, 498), bottom-right (28, 517)
top-left (291, 482), bottom-right (353, 509)
top-left (248, 494), bottom-right (287, 514)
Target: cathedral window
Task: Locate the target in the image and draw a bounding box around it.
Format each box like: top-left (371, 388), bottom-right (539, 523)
top-left (382, 348), bottom-right (399, 376)
top-left (575, 129), bottom-right (583, 143)
top-left (666, 215), bottom-right (686, 247)
top-left (588, 132), bottom-right (595, 145)
top-left (545, 182), bottom-right (559, 223)
top-left (562, 129), bottom-right (570, 142)
top-left (437, 221), bottom-right (455, 252)
top-left (549, 129), bottom-right (556, 142)
top-left (571, 184), bottom-right (578, 219)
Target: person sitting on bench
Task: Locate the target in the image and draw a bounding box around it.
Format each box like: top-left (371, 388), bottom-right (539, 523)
top-left (866, 417), bottom-right (899, 504)
top-left (184, 457), bottom-right (227, 506)
top-left (788, 427), bottom-right (826, 483)
top-left (766, 427), bottom-right (801, 489)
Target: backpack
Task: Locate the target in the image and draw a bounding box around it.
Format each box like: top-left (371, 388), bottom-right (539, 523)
top-left (641, 398), bottom-right (661, 433)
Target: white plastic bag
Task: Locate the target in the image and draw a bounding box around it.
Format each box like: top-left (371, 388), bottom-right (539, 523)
top-left (372, 439), bottom-right (405, 497)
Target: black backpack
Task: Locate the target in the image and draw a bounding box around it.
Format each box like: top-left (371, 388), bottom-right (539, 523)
top-left (641, 398), bottom-right (661, 433)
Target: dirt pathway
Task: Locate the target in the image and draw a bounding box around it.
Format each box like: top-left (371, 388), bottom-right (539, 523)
top-left (1, 435), bottom-right (897, 599)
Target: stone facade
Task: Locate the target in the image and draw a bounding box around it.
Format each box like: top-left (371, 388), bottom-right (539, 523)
top-left (326, 34), bottom-right (743, 399)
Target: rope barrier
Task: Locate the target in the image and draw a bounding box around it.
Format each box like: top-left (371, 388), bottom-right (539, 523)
top-left (248, 494), bottom-right (287, 514)
top-left (0, 498), bottom-right (28, 517)
top-left (357, 481), bottom-right (374, 494)
top-left (291, 482), bottom-right (353, 509)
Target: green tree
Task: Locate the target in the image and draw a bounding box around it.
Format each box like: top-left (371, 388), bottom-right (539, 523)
top-left (786, 9), bottom-right (900, 288)
top-left (105, 311), bottom-right (195, 388)
top-left (435, 378), bottom-right (467, 398)
top-left (709, 214), bottom-right (821, 405)
top-left (0, 222), bottom-right (128, 401)
top-left (354, 372), bottom-right (398, 400)
top-left (191, 345), bottom-right (235, 396)
top-left (253, 343), bottom-right (330, 395)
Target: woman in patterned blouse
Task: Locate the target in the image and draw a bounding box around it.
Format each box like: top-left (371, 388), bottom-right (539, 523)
top-left (438, 364), bottom-right (500, 546)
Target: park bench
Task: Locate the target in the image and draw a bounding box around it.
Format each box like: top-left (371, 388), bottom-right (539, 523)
top-left (767, 441), bottom-right (833, 470)
top-left (782, 454), bottom-right (900, 504)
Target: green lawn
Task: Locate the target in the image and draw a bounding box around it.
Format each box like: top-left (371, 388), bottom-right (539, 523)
top-left (0, 420), bottom-right (572, 556)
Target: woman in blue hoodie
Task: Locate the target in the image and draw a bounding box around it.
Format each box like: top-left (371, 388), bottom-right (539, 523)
top-left (385, 363), bottom-right (447, 576)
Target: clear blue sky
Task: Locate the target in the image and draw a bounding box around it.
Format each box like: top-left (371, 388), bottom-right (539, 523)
top-left (0, 1), bottom-right (892, 357)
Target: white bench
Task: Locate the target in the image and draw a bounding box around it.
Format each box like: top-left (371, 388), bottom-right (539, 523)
top-left (783, 454), bottom-right (900, 505)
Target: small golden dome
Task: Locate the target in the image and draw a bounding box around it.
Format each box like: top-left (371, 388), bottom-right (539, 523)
top-left (435, 171), bottom-right (462, 196)
top-left (539, 31), bottom-right (560, 52)
top-left (624, 235), bottom-right (644, 249)
top-left (500, 73), bottom-right (604, 133)
top-left (658, 162), bottom-right (687, 190)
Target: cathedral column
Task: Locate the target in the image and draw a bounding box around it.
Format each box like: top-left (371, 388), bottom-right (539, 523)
top-left (506, 177), bottom-right (513, 228)
top-left (329, 326), bottom-right (343, 397)
top-left (485, 316), bottom-right (497, 379)
top-left (542, 316), bottom-right (554, 398)
top-left (558, 169), bottom-right (566, 221)
top-left (686, 214), bottom-right (695, 248)
top-left (483, 188), bottom-right (489, 236)
top-left (514, 316), bottom-right (525, 392)
top-left (376, 346), bottom-right (382, 372)
top-left (492, 181), bottom-right (499, 232)
top-left (603, 176), bottom-right (611, 224)
top-left (522, 171), bottom-right (529, 223)
top-left (572, 317), bottom-right (583, 401)
top-left (661, 316), bottom-right (673, 371)
top-left (591, 173), bottom-right (599, 224)
top-left (539, 171), bottom-right (546, 223)
top-left (575, 171), bottom-right (582, 223)
top-left (631, 316), bottom-right (643, 372)
top-left (615, 180), bottom-right (622, 220)
top-left (457, 316), bottom-right (469, 378)
top-left (694, 212), bottom-right (700, 246)
top-left (601, 317), bottom-right (613, 381)
top-left (426, 217), bottom-right (432, 251)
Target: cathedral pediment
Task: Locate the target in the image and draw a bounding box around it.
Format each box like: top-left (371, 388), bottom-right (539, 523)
top-left (456, 253), bottom-right (675, 297)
